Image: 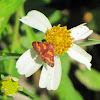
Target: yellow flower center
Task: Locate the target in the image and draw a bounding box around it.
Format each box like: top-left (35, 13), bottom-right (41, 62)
top-left (1, 79), bottom-right (19, 95)
top-left (45, 24), bottom-right (74, 55)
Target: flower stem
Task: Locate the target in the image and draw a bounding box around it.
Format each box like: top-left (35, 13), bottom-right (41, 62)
top-left (3, 95), bottom-right (7, 100)
top-left (19, 88), bottom-right (41, 100)
top-left (78, 39), bottom-right (100, 47)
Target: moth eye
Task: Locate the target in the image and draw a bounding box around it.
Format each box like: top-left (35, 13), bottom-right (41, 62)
top-left (42, 39), bottom-right (46, 42)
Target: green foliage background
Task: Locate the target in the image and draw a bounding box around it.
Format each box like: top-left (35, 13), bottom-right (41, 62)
top-left (0, 0), bottom-right (100, 100)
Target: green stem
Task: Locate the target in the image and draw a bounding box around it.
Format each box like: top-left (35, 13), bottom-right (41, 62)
top-left (19, 88), bottom-right (40, 100)
top-left (78, 40), bottom-right (100, 47)
top-left (0, 52), bottom-right (21, 61)
top-left (8, 7), bottom-right (20, 74)
top-left (3, 95), bottom-right (7, 100)
top-left (11, 12), bottom-right (20, 52)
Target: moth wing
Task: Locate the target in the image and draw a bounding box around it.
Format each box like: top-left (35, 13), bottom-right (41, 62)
top-left (32, 42), bottom-right (49, 56)
top-left (41, 45), bottom-right (54, 67)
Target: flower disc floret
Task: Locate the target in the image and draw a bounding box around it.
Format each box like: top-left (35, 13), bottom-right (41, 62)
top-left (45, 24), bottom-right (74, 55)
top-left (1, 79), bottom-right (19, 95)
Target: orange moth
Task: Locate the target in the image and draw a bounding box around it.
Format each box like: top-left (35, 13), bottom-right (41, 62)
top-left (32, 42), bottom-right (54, 67)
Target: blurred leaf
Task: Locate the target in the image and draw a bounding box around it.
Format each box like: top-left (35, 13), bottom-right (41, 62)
top-left (0, 96), bottom-right (3, 100)
top-left (21, 36), bottom-right (32, 49)
top-left (49, 11), bottom-right (62, 24)
top-left (75, 69), bottom-right (100, 91)
top-left (49, 10), bottom-right (69, 25)
top-left (1, 74), bottom-right (5, 79)
top-left (57, 54), bottom-right (83, 100)
top-left (86, 8), bottom-right (100, 32)
top-left (3, 60), bottom-right (20, 78)
top-left (24, 0), bottom-right (48, 10)
top-left (35, 31), bottom-right (45, 41)
top-left (1, 48), bottom-right (20, 77)
top-left (78, 39), bottom-right (100, 46)
top-left (42, 0), bottom-right (51, 3)
top-left (23, 25), bottom-right (38, 42)
top-left (2, 24), bottom-right (13, 37)
top-left (0, 0), bottom-right (26, 39)
top-left (10, 60), bottom-right (20, 77)
top-left (0, 15), bottom-right (10, 39)
top-left (59, 53), bottom-right (71, 74)
top-left (0, 50), bottom-right (21, 77)
top-left (0, 0), bottom-right (26, 17)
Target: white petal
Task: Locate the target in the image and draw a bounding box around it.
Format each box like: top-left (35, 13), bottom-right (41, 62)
top-left (20, 10), bottom-right (52, 33)
top-left (67, 44), bottom-right (92, 70)
top-left (39, 56), bottom-right (62, 90)
top-left (16, 49), bottom-right (43, 77)
top-left (70, 23), bottom-right (93, 41)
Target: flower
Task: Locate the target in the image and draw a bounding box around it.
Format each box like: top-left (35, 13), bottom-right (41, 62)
top-left (16, 10), bottom-right (93, 90)
top-left (1, 75), bottom-right (22, 97)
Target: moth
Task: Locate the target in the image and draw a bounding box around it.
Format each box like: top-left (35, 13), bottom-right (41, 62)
top-left (32, 42), bottom-right (54, 67)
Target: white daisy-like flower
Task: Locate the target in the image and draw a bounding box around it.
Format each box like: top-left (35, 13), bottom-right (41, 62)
top-left (16, 10), bottom-right (93, 91)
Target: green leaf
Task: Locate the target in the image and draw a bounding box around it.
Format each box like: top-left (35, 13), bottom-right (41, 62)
top-left (57, 54), bottom-right (83, 100)
top-left (0, 0), bottom-right (26, 17)
top-left (0, 15), bottom-right (10, 39)
top-left (2, 59), bottom-right (20, 78)
top-left (48, 10), bottom-right (69, 25)
top-left (49, 11), bottom-right (62, 24)
top-left (21, 36), bottom-right (32, 49)
top-left (35, 32), bottom-right (45, 42)
top-left (0, 0), bottom-right (26, 39)
top-left (78, 39), bottom-right (100, 46)
top-left (58, 76), bottom-right (84, 100)
top-left (59, 53), bottom-right (71, 74)
top-left (42, 0), bottom-right (51, 3)
top-left (87, 8), bottom-right (100, 32)
top-left (75, 69), bottom-right (100, 91)
top-left (1, 74), bottom-right (5, 79)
